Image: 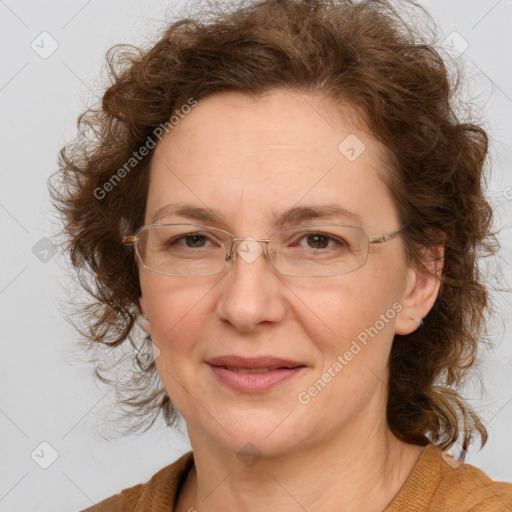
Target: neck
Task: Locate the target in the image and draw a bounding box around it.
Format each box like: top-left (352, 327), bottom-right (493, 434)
top-left (176, 411), bottom-right (425, 512)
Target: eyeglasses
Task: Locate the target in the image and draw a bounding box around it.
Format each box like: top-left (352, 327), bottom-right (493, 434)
top-left (122, 223), bottom-right (406, 278)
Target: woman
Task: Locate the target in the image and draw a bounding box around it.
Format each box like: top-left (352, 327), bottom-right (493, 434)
top-left (50, 0), bottom-right (512, 510)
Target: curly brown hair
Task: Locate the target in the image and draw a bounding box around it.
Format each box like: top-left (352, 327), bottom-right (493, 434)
top-left (49, 0), bottom-right (499, 451)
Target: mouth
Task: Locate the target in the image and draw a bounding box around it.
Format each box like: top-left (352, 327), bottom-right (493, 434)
top-left (219, 366), bottom-right (294, 373)
top-left (206, 355), bottom-right (306, 393)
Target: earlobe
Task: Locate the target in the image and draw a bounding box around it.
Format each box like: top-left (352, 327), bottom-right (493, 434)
top-left (394, 244), bottom-right (444, 336)
top-left (136, 296), bottom-right (151, 334)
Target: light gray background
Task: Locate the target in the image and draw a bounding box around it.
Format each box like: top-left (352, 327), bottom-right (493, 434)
top-left (0, 1), bottom-right (511, 510)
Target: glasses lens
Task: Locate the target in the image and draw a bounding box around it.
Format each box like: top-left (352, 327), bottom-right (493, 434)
top-left (136, 224), bottom-right (231, 276)
top-left (268, 224), bottom-right (369, 277)
top-left (134, 223), bottom-right (369, 277)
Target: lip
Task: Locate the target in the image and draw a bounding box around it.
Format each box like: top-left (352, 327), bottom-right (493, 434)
top-left (206, 355), bottom-right (305, 369)
top-left (206, 355), bottom-right (306, 393)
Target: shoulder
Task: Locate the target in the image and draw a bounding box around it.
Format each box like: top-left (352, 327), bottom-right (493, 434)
top-left (79, 483), bottom-right (145, 512)
top-left (437, 449), bottom-right (512, 511)
top-left (78, 451), bottom-right (194, 512)
top-left (386, 444), bottom-right (512, 512)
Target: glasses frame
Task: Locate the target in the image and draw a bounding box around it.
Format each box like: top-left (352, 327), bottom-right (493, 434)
top-left (122, 222), bottom-right (407, 278)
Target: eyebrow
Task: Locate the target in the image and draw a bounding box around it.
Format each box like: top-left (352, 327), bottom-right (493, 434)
top-left (149, 202), bottom-right (362, 228)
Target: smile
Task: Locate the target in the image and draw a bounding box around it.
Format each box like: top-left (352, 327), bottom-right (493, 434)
top-left (205, 355), bottom-right (307, 393)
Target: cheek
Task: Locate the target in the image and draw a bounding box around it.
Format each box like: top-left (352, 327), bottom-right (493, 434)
top-left (142, 278), bottom-right (214, 411)
top-left (140, 276), bottom-right (218, 355)
top-left (298, 262), bottom-right (405, 373)
top-left (293, 266), bottom-right (399, 336)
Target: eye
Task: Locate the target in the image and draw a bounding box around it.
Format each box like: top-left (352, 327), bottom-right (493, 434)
top-left (172, 233), bottom-right (213, 248)
top-left (296, 232), bottom-right (348, 250)
top-left (304, 233), bottom-right (330, 249)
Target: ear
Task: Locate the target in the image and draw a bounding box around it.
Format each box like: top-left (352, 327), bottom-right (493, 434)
top-left (135, 295), bottom-right (151, 334)
top-left (394, 241), bottom-right (444, 335)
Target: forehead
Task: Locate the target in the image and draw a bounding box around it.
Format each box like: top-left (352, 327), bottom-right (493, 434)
top-left (146, 89), bottom-right (397, 232)
top-left (155, 89), bottom-right (369, 162)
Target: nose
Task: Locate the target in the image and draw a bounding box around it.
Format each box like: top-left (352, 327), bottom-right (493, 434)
top-left (215, 238), bottom-right (286, 333)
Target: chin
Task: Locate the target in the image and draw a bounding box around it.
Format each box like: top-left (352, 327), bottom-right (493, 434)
top-left (224, 430), bottom-right (305, 462)
top-left (188, 406), bottom-right (312, 460)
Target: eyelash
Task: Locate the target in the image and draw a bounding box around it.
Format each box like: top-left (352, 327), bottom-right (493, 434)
top-left (171, 232), bottom-right (346, 250)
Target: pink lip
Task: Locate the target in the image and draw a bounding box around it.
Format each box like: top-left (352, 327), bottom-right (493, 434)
top-left (206, 355), bottom-right (306, 393)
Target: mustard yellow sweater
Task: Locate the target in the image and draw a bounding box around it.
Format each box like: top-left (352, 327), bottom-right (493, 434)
top-left (81, 443), bottom-right (512, 511)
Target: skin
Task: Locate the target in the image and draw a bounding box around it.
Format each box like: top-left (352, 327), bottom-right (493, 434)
top-left (138, 89), bottom-right (443, 512)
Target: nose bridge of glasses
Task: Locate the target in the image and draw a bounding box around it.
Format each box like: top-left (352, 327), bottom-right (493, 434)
top-left (228, 237), bottom-right (272, 265)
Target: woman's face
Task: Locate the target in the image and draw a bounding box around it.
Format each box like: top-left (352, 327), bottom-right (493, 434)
top-left (139, 89), bottom-right (416, 457)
